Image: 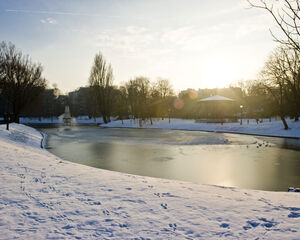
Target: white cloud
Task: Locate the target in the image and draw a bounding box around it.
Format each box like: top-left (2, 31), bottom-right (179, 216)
top-left (40, 18), bottom-right (58, 24)
top-left (125, 26), bottom-right (147, 34)
top-left (94, 27), bottom-right (158, 55)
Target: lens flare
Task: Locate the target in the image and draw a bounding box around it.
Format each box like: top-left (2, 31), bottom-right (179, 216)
top-left (173, 98), bottom-right (184, 110)
top-left (189, 90), bottom-right (197, 100)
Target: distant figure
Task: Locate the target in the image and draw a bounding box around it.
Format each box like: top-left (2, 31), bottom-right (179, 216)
top-left (256, 118), bottom-right (259, 124)
top-left (247, 119), bottom-right (249, 124)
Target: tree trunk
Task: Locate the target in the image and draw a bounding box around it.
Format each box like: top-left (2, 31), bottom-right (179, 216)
top-left (12, 112), bottom-right (20, 123)
top-left (102, 115), bottom-right (108, 124)
top-left (280, 115), bottom-right (289, 130)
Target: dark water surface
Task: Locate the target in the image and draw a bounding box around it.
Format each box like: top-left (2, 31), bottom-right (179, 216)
top-left (39, 126), bottom-right (300, 191)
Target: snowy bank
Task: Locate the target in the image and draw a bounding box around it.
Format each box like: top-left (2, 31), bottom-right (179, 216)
top-left (102, 118), bottom-right (300, 138)
top-left (20, 116), bottom-right (104, 125)
top-left (0, 124), bottom-right (300, 239)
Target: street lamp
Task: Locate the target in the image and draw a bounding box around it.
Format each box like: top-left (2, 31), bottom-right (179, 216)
top-left (240, 104), bottom-right (243, 125)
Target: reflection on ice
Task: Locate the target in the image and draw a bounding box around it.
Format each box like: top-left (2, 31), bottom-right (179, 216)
top-left (40, 126), bottom-right (300, 191)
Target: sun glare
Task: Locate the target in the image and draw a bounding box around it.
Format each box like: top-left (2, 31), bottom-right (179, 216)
top-left (200, 58), bottom-right (236, 88)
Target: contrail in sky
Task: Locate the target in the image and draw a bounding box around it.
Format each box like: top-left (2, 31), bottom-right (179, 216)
top-left (5, 9), bottom-right (119, 18)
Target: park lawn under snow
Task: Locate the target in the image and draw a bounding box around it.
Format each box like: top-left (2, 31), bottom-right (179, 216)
top-left (0, 124), bottom-right (300, 239)
top-left (20, 116), bottom-right (104, 125)
top-left (102, 118), bottom-right (300, 138)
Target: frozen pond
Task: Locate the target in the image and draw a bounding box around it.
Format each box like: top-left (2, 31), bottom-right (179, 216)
top-left (39, 126), bottom-right (300, 191)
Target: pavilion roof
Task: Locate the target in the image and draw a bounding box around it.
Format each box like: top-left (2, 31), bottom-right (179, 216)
top-left (199, 95), bottom-right (235, 102)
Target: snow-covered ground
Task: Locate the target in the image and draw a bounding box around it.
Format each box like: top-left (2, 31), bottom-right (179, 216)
top-left (20, 116), bottom-right (300, 138)
top-left (102, 118), bottom-right (300, 138)
top-left (20, 116), bottom-right (104, 125)
top-left (0, 124), bottom-right (300, 239)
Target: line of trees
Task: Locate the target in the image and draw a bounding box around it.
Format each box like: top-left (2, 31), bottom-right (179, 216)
top-left (0, 42), bottom-right (47, 123)
top-left (2, 0), bottom-right (300, 131)
top-left (235, 46), bottom-right (300, 129)
top-left (87, 52), bottom-right (176, 125)
top-left (1, 41), bottom-right (299, 131)
top-left (69, 85), bottom-right (244, 121)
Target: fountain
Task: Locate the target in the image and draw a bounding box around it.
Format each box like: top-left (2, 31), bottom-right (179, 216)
top-left (62, 105), bottom-right (72, 125)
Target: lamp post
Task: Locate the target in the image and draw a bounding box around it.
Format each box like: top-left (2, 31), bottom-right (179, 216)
top-left (240, 104), bottom-right (243, 125)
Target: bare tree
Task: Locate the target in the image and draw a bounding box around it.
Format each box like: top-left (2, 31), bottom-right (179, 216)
top-left (248, 0), bottom-right (300, 51)
top-left (0, 42), bottom-right (46, 123)
top-left (125, 77), bottom-right (151, 122)
top-left (278, 47), bottom-right (300, 120)
top-left (114, 86), bottom-right (128, 124)
top-left (89, 52), bottom-right (114, 123)
top-left (154, 78), bottom-right (174, 119)
top-left (258, 47), bottom-right (295, 129)
top-left (155, 78), bottom-right (174, 99)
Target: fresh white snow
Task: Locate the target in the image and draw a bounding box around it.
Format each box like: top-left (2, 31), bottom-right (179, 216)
top-left (0, 123), bottom-right (300, 239)
top-left (102, 118), bottom-right (300, 138)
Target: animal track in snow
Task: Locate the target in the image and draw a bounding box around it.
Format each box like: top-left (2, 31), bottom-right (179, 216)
top-left (169, 223), bottom-right (177, 231)
top-left (155, 192), bottom-right (178, 198)
top-left (160, 203), bottom-right (168, 209)
top-left (102, 210), bottom-right (110, 215)
top-left (243, 218), bottom-right (278, 230)
top-left (220, 223), bottom-right (230, 228)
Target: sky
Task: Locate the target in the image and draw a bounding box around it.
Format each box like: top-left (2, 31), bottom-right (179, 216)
top-left (0, 0), bottom-right (278, 93)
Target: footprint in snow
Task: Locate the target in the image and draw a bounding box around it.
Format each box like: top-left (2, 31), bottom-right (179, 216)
top-left (169, 223), bottom-right (177, 231)
top-left (119, 223), bottom-right (128, 228)
top-left (220, 223), bottom-right (230, 228)
top-left (288, 212), bottom-right (300, 218)
top-left (86, 220), bottom-right (99, 226)
top-left (122, 199), bottom-right (146, 204)
top-left (154, 193), bottom-right (161, 197)
top-left (62, 225), bottom-right (74, 230)
top-left (243, 218), bottom-right (278, 230)
top-left (102, 210), bottom-right (110, 215)
top-left (160, 203), bottom-right (168, 209)
top-left (17, 173), bottom-right (25, 179)
top-left (155, 192), bottom-right (178, 198)
top-left (77, 198), bottom-right (101, 206)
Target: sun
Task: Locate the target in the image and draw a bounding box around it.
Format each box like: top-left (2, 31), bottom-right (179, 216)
top-left (200, 58), bottom-right (236, 89)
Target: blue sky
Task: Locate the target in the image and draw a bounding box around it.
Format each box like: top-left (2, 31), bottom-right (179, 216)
top-left (0, 0), bottom-right (277, 93)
